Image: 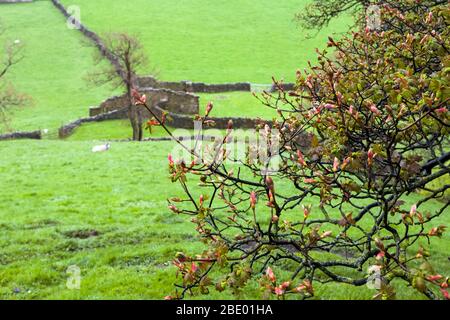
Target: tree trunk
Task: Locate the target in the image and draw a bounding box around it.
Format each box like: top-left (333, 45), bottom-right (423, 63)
top-left (129, 105), bottom-right (140, 141)
top-left (137, 108), bottom-right (144, 141)
top-left (126, 76), bottom-right (143, 141)
top-left (127, 85), bottom-right (143, 141)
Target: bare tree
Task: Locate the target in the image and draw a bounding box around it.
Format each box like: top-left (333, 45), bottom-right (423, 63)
top-left (0, 24), bottom-right (29, 131)
top-left (88, 32), bottom-right (149, 141)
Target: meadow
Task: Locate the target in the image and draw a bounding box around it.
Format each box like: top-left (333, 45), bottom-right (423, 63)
top-left (1, 0), bottom-right (343, 134)
top-left (0, 0), bottom-right (448, 300)
top-left (1, 140), bottom-right (447, 299)
top-left (59, 0), bottom-right (353, 84)
top-left (0, 1), bottom-right (114, 134)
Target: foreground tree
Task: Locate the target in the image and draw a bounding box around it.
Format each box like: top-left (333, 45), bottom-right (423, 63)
top-left (89, 32), bottom-right (148, 141)
top-left (135, 1), bottom-right (449, 299)
top-left (0, 25), bottom-right (29, 131)
top-left (297, 0), bottom-right (448, 30)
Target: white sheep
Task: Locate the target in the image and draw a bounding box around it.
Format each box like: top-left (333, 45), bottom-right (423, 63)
top-left (92, 143), bottom-right (111, 153)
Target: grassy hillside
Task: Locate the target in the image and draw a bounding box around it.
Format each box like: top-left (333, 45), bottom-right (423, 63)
top-left (60, 0), bottom-right (353, 83)
top-left (0, 0), bottom-right (349, 134)
top-left (0, 140), bottom-right (448, 299)
top-left (0, 1), bottom-right (115, 133)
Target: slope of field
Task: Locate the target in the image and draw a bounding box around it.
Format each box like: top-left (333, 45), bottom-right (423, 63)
top-left (60, 0), bottom-right (353, 83)
top-left (0, 1), bottom-right (115, 133)
top-left (0, 140), bottom-right (448, 299)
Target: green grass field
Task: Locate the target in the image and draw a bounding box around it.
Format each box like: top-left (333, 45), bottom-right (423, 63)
top-left (0, 1), bottom-right (447, 300)
top-left (60, 0), bottom-right (353, 83)
top-left (0, 140), bottom-right (448, 299)
top-left (0, 1), bottom-right (115, 134)
top-left (1, 0), bottom-right (345, 133)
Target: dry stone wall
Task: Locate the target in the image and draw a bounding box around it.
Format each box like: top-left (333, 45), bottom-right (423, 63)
top-left (0, 130), bottom-right (41, 141)
top-left (88, 98), bottom-right (266, 131)
top-left (152, 104), bottom-right (268, 130)
top-left (137, 76), bottom-right (251, 93)
top-left (52, 0), bottom-right (127, 82)
top-left (0, 0), bottom-right (33, 3)
top-left (270, 82), bottom-right (296, 92)
top-left (59, 109), bottom-right (127, 138)
top-left (51, 0), bottom-right (288, 137)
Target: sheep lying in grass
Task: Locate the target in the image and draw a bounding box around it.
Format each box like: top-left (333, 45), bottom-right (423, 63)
top-left (92, 143), bottom-right (110, 153)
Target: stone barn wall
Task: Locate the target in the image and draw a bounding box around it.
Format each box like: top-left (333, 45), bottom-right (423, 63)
top-left (89, 88), bottom-right (199, 117)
